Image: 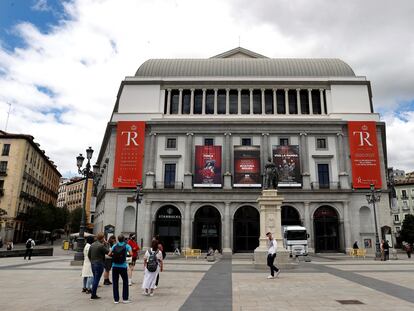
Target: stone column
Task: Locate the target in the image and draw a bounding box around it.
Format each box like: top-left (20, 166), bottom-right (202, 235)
top-left (308, 89), bottom-right (313, 114)
top-left (190, 88), bottom-right (194, 115)
top-left (145, 132), bottom-right (156, 189)
top-left (224, 132), bottom-right (232, 189)
top-left (237, 88), bottom-right (241, 115)
top-left (343, 201), bottom-right (352, 252)
top-left (225, 88), bottom-right (230, 115)
top-left (273, 89), bottom-right (277, 114)
top-left (223, 202), bottom-right (232, 257)
top-left (166, 89), bottom-right (171, 114)
top-left (284, 89), bottom-right (289, 115)
top-left (337, 132), bottom-right (350, 189)
top-left (183, 201), bottom-right (191, 249)
top-left (143, 200), bottom-right (152, 249)
top-left (184, 132), bottom-right (194, 189)
top-left (214, 88), bottom-right (218, 115)
top-left (320, 89), bottom-right (325, 114)
top-left (202, 88), bottom-right (206, 115)
top-left (303, 201), bottom-right (314, 253)
top-left (254, 190), bottom-right (291, 267)
top-left (249, 88), bottom-right (253, 114)
top-left (300, 132), bottom-right (311, 189)
top-left (261, 88), bottom-right (266, 114)
top-left (178, 88), bottom-right (183, 115)
top-left (296, 89), bottom-right (302, 114)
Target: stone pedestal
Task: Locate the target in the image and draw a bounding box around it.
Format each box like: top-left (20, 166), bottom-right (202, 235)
top-left (184, 173), bottom-right (193, 189)
top-left (223, 173), bottom-right (232, 189)
top-left (145, 172), bottom-right (155, 189)
top-left (254, 189), bottom-right (295, 269)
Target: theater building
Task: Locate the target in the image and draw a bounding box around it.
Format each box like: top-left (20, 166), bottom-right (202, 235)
top-left (93, 47), bottom-right (392, 254)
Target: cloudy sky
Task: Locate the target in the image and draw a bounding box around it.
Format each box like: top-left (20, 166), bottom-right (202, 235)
top-left (0, 0), bottom-right (413, 176)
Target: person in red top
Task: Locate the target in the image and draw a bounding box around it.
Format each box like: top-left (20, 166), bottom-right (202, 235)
top-left (127, 233), bottom-right (140, 286)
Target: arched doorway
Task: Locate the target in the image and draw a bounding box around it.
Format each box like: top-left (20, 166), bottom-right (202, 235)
top-left (193, 206), bottom-right (221, 251)
top-left (281, 206), bottom-right (301, 226)
top-left (154, 205), bottom-right (182, 252)
top-left (233, 206), bottom-right (259, 252)
top-left (313, 206), bottom-right (339, 252)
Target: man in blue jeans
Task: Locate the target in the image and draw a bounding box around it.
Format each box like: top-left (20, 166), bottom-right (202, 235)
top-left (88, 232), bottom-right (109, 300)
top-left (108, 234), bottom-right (132, 304)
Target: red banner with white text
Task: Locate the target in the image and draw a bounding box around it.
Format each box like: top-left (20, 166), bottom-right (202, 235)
top-left (348, 121), bottom-right (382, 189)
top-left (113, 121), bottom-right (146, 188)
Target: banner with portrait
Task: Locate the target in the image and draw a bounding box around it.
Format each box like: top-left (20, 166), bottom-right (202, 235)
top-left (194, 145), bottom-right (222, 187)
top-left (272, 145), bottom-right (301, 187)
top-left (234, 146), bottom-right (261, 187)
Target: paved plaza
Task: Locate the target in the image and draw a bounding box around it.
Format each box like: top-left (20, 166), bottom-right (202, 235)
top-left (1, 247), bottom-right (414, 311)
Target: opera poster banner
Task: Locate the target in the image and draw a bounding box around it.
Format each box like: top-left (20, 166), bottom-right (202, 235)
top-left (348, 121), bottom-right (382, 189)
top-left (113, 121), bottom-right (146, 188)
top-left (194, 145), bottom-right (222, 187)
top-left (234, 146), bottom-right (261, 187)
top-left (272, 145), bottom-right (301, 187)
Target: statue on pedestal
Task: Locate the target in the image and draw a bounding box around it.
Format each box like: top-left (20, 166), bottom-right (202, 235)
top-left (264, 157), bottom-right (279, 190)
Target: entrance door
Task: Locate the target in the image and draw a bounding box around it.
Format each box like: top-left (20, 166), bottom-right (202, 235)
top-left (281, 206), bottom-right (301, 226)
top-left (155, 205), bottom-right (181, 252)
top-left (193, 206), bottom-right (221, 251)
top-left (313, 206), bottom-right (339, 252)
top-left (233, 206), bottom-right (259, 252)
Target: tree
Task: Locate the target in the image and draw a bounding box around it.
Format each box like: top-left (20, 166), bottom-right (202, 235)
top-left (400, 214), bottom-right (414, 245)
top-left (25, 203), bottom-right (70, 234)
top-left (69, 207), bottom-right (82, 233)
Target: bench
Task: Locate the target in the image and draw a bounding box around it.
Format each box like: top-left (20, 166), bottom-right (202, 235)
top-left (182, 248), bottom-right (201, 259)
top-left (349, 249), bottom-right (366, 259)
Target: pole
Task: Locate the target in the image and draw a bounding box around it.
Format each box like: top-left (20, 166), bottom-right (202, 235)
top-left (134, 186), bottom-right (139, 239)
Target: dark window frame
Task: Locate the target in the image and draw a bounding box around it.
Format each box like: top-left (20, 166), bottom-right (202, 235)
top-left (2, 144), bottom-right (10, 156)
top-left (166, 137), bottom-right (177, 150)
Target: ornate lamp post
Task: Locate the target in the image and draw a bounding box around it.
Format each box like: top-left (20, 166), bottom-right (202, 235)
top-left (73, 147), bottom-right (94, 261)
top-left (366, 183), bottom-right (382, 260)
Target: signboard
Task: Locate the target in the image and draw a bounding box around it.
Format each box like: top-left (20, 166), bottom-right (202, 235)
top-left (272, 145), bottom-right (301, 187)
top-left (113, 121), bottom-right (146, 188)
top-left (194, 145), bottom-right (222, 187)
top-left (234, 146), bottom-right (261, 187)
top-left (348, 121), bottom-right (382, 189)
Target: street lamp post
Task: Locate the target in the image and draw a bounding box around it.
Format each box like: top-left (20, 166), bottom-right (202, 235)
top-left (73, 147), bottom-right (94, 261)
top-left (366, 183), bottom-right (382, 260)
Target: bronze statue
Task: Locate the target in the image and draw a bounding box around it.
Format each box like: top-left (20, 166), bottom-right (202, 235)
top-left (264, 157), bottom-right (279, 189)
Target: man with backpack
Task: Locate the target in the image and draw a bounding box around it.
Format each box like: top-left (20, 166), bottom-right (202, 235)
top-left (88, 232), bottom-right (109, 300)
top-left (108, 235), bottom-right (132, 304)
top-left (24, 238), bottom-right (35, 260)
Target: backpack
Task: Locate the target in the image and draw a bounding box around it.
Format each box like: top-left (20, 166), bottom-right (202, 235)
top-left (26, 239), bottom-right (32, 249)
top-left (147, 250), bottom-right (159, 272)
top-left (112, 244), bottom-right (127, 264)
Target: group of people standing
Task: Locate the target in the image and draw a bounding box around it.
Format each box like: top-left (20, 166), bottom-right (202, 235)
top-left (81, 232), bottom-right (165, 303)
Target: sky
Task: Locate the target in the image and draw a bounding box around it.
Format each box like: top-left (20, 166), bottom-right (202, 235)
top-left (0, 0), bottom-right (413, 177)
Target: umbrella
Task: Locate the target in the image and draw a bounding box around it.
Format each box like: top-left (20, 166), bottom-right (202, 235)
top-left (40, 230), bottom-right (51, 234)
top-left (70, 232), bottom-right (95, 238)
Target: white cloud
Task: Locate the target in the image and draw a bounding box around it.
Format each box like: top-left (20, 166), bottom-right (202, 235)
top-left (32, 0), bottom-right (52, 12)
top-left (0, 0), bottom-right (413, 175)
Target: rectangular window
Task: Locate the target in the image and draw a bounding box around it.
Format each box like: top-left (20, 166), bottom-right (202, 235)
top-left (164, 163), bottom-right (176, 188)
top-left (300, 90), bottom-right (310, 114)
top-left (402, 190), bottom-right (407, 199)
top-left (2, 144), bottom-right (10, 156)
top-left (316, 138), bottom-right (327, 149)
top-left (288, 90), bottom-right (298, 114)
top-left (229, 90), bottom-right (238, 114)
top-left (276, 90), bottom-right (285, 114)
top-left (264, 90), bottom-right (274, 114)
top-left (166, 138), bottom-right (177, 149)
top-left (279, 138), bottom-right (289, 146)
top-left (253, 89), bottom-right (262, 114)
top-left (0, 161), bottom-right (7, 173)
top-left (194, 90), bottom-right (203, 114)
top-left (241, 138), bottom-right (252, 146)
top-left (206, 90), bottom-right (214, 114)
top-left (217, 90), bottom-right (226, 114)
top-left (312, 89), bottom-right (322, 114)
top-left (0, 180), bottom-right (4, 189)
top-left (170, 90), bottom-right (179, 114)
top-left (241, 90), bottom-right (250, 114)
top-left (394, 215), bottom-right (400, 221)
top-left (182, 90), bottom-right (191, 114)
top-left (204, 138), bottom-right (214, 146)
top-left (317, 163), bottom-right (330, 188)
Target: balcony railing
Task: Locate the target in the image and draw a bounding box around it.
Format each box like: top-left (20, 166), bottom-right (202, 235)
top-left (155, 181), bottom-right (183, 189)
top-left (401, 195), bottom-right (409, 200)
top-left (0, 169), bottom-right (7, 176)
top-left (394, 219), bottom-right (401, 224)
top-left (311, 182), bottom-right (340, 190)
top-left (402, 203), bottom-right (410, 210)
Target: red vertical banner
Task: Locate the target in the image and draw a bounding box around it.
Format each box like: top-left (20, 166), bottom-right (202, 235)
top-left (194, 145), bottom-right (222, 187)
top-left (113, 121), bottom-right (146, 188)
top-left (348, 121), bottom-right (382, 189)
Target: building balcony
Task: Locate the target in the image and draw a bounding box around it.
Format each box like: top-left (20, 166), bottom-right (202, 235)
top-left (394, 219), bottom-right (401, 224)
top-left (155, 181), bottom-right (183, 189)
top-left (311, 181), bottom-right (340, 190)
top-left (0, 169), bottom-right (7, 176)
top-left (402, 204), bottom-right (410, 211)
top-left (401, 196), bottom-right (409, 200)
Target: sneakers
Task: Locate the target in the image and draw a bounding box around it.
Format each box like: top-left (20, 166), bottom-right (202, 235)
top-left (154, 285), bottom-right (157, 289)
top-left (128, 280), bottom-right (132, 286)
top-left (82, 288), bottom-right (87, 293)
top-left (149, 293), bottom-right (154, 297)
top-left (114, 301), bottom-right (119, 304)
top-left (103, 279), bottom-right (112, 285)
top-left (275, 270), bottom-right (281, 278)
top-left (90, 295), bottom-right (101, 300)
top-left (267, 275), bottom-right (274, 279)
top-left (123, 300), bottom-right (132, 304)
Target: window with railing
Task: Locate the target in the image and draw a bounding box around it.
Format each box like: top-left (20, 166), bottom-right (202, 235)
top-left (2, 144), bottom-right (10, 156)
top-left (0, 161), bottom-right (7, 174)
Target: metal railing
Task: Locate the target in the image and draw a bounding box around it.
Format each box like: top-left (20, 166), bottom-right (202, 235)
top-left (0, 188), bottom-right (4, 196)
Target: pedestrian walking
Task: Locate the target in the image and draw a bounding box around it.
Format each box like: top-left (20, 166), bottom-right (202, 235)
top-left (142, 240), bottom-right (163, 296)
top-left (154, 236), bottom-right (166, 289)
top-left (6, 240), bottom-right (13, 251)
top-left (109, 235), bottom-right (132, 304)
top-left (127, 233), bottom-right (140, 286)
top-left (380, 239), bottom-right (385, 261)
top-left (103, 235), bottom-right (116, 285)
top-left (266, 232), bottom-right (280, 279)
top-left (383, 240), bottom-right (390, 261)
top-left (403, 242), bottom-right (412, 258)
top-left (81, 236), bottom-right (94, 294)
top-left (88, 232), bottom-right (109, 300)
top-left (24, 238), bottom-right (35, 260)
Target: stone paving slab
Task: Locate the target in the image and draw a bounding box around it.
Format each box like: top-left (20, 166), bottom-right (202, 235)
top-left (358, 272), bottom-right (414, 291)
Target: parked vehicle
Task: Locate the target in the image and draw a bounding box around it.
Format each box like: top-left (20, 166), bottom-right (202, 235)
top-left (283, 225), bottom-right (309, 257)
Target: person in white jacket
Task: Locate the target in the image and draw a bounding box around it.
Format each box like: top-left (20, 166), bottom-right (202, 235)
top-left (266, 232), bottom-right (280, 279)
top-left (81, 236), bottom-right (95, 293)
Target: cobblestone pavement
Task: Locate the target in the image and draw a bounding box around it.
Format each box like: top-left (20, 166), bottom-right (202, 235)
top-left (0, 249), bottom-right (414, 311)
